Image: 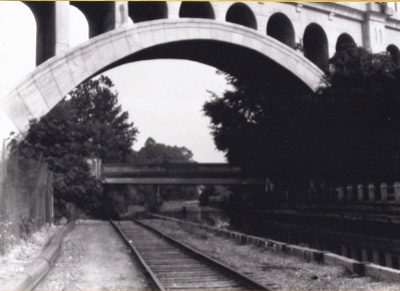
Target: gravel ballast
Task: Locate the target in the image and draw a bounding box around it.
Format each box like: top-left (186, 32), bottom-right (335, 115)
top-left (143, 218), bottom-right (400, 290)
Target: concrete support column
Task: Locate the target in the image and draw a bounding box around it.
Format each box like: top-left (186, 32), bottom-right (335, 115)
top-left (167, 2), bottom-right (181, 20)
top-left (362, 3), bottom-right (387, 53)
top-left (114, 1), bottom-right (130, 28)
top-left (256, 15), bottom-right (267, 35)
top-left (32, 1), bottom-right (70, 65)
top-left (211, 2), bottom-right (230, 22)
top-left (54, 1), bottom-right (70, 56)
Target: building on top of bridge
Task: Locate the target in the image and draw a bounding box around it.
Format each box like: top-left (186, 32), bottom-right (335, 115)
top-left (1, 1), bottom-right (400, 134)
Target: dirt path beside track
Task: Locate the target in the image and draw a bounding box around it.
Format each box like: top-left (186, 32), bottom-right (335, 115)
top-left (35, 220), bottom-right (150, 290)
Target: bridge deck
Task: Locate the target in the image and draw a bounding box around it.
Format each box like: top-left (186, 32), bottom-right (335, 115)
top-left (101, 163), bottom-right (264, 185)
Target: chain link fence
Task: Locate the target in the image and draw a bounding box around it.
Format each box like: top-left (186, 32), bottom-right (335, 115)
top-left (0, 145), bottom-right (53, 254)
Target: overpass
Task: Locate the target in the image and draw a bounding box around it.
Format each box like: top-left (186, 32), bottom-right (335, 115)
top-left (100, 163), bottom-right (265, 185)
top-left (2, 2), bottom-right (400, 134)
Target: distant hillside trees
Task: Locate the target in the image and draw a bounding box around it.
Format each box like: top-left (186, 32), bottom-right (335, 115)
top-left (125, 137), bottom-right (198, 213)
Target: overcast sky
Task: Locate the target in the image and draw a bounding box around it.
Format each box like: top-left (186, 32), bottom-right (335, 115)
top-left (0, 1), bottom-right (228, 162)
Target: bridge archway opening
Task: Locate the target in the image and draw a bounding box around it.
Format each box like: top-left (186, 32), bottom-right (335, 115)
top-left (69, 5), bottom-right (89, 48)
top-left (266, 13), bottom-right (295, 48)
top-left (387, 44), bottom-right (400, 67)
top-left (22, 1), bottom-right (56, 65)
top-left (335, 33), bottom-right (356, 53)
top-left (0, 1), bottom-right (36, 85)
top-left (70, 1), bottom-right (114, 38)
top-left (101, 39), bottom-right (312, 115)
top-left (226, 3), bottom-right (257, 30)
top-left (3, 21), bottom-right (324, 134)
top-left (128, 2), bottom-right (168, 24)
top-left (179, 2), bottom-right (215, 19)
top-left (303, 23), bottom-right (329, 71)
top-left (99, 38), bottom-right (313, 162)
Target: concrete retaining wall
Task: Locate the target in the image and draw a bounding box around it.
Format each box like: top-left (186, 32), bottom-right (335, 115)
top-left (151, 213), bottom-right (399, 282)
top-left (3, 221), bottom-right (75, 291)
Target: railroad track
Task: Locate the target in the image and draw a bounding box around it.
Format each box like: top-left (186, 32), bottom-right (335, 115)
top-left (111, 219), bottom-right (270, 291)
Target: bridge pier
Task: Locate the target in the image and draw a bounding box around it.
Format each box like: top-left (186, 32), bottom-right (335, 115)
top-left (363, 4), bottom-right (388, 52)
top-left (24, 1), bottom-right (131, 65)
top-left (167, 2), bottom-right (181, 20)
top-left (24, 1), bottom-right (70, 66)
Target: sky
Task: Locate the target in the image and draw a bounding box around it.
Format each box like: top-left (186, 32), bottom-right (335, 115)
top-left (0, 1), bottom-right (228, 162)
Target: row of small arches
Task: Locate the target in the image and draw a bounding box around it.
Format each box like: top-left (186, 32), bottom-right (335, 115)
top-left (127, 1), bottom-right (400, 70)
top-left (22, 1), bottom-right (400, 70)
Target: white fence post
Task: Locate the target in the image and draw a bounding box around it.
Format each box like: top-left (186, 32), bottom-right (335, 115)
top-left (394, 182), bottom-right (400, 203)
top-left (368, 183), bottom-right (375, 202)
top-left (380, 183), bottom-right (387, 202)
top-left (357, 184), bottom-right (364, 202)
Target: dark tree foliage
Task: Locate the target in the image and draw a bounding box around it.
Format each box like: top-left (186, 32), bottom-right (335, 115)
top-left (68, 75), bottom-right (138, 163)
top-left (203, 73), bottom-right (315, 189)
top-left (131, 137), bottom-right (194, 164)
top-left (313, 47), bottom-right (400, 183)
top-left (19, 75), bottom-right (138, 219)
top-left (204, 47), bottom-right (400, 189)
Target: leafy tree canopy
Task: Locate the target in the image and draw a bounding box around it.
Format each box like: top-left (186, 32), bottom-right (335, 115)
top-left (204, 47), bottom-right (400, 189)
top-left (203, 73), bottom-right (314, 187)
top-left (126, 138), bottom-right (197, 209)
top-left (18, 75), bottom-right (138, 218)
top-left (313, 47), bottom-right (400, 182)
top-left (130, 137), bottom-right (194, 164)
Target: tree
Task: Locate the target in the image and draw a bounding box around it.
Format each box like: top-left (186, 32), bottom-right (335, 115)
top-left (204, 47), bottom-right (400, 191)
top-left (68, 75), bottom-right (138, 163)
top-left (313, 47), bottom-right (400, 183)
top-left (203, 73), bottom-right (315, 190)
top-left (126, 138), bottom-right (198, 211)
top-left (131, 137), bottom-right (194, 164)
top-left (19, 75), bottom-right (138, 219)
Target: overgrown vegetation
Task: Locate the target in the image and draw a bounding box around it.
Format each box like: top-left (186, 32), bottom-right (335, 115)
top-left (204, 46), bottom-right (400, 196)
top-left (15, 75), bottom-right (138, 220)
top-left (7, 75), bottom-right (199, 221)
top-left (123, 137), bottom-right (199, 214)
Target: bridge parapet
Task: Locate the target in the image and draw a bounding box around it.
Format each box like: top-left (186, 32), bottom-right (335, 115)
top-left (101, 163), bottom-right (264, 185)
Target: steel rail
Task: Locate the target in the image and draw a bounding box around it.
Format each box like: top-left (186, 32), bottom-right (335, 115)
top-left (110, 220), bottom-right (165, 290)
top-left (112, 219), bottom-right (270, 290)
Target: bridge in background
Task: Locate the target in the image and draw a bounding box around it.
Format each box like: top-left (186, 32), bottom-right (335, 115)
top-left (2, 2), bottom-right (400, 134)
top-left (99, 163), bottom-right (265, 185)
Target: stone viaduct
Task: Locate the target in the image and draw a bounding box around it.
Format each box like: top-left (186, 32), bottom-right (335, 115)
top-left (2, 1), bottom-right (400, 133)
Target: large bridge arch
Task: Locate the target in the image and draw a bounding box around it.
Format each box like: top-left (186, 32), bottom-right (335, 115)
top-left (1, 19), bottom-right (323, 133)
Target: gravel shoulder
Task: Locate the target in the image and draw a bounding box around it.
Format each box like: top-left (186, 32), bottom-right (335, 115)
top-left (143, 218), bottom-right (400, 290)
top-left (35, 220), bottom-right (150, 290)
top-left (0, 225), bottom-right (60, 287)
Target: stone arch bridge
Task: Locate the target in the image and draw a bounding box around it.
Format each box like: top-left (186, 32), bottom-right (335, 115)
top-left (1, 1), bottom-right (400, 133)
